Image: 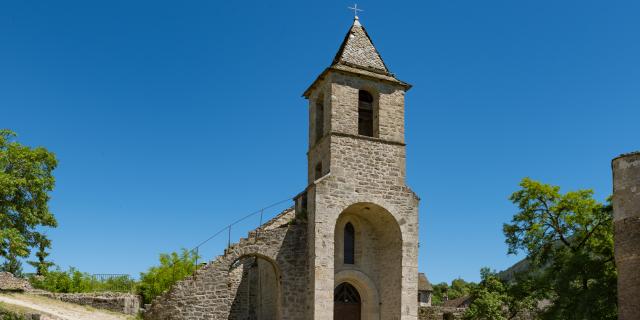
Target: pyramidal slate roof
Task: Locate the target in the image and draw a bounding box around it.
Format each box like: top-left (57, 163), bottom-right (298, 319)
top-left (303, 18), bottom-right (410, 98)
top-left (332, 17), bottom-right (389, 75)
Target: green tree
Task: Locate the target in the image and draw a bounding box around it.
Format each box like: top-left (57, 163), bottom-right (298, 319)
top-left (464, 268), bottom-right (538, 320)
top-left (431, 282), bottom-right (449, 305)
top-left (450, 278), bottom-right (477, 299)
top-left (503, 178), bottom-right (616, 320)
top-left (29, 266), bottom-right (135, 293)
top-left (27, 233), bottom-right (54, 275)
top-left (138, 249), bottom-right (200, 303)
top-left (0, 129), bottom-right (58, 274)
top-left (431, 278), bottom-right (477, 306)
top-left (0, 254), bottom-right (23, 277)
top-left (30, 267), bottom-right (93, 293)
top-left (464, 268), bottom-right (507, 320)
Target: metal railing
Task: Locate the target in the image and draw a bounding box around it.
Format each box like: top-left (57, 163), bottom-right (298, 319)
top-left (90, 274), bottom-right (135, 292)
top-left (157, 197), bottom-right (296, 282)
top-left (191, 197), bottom-right (294, 265)
top-left (23, 272), bottom-right (135, 293)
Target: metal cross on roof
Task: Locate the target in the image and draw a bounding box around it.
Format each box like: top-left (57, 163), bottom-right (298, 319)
top-left (348, 4), bottom-right (363, 19)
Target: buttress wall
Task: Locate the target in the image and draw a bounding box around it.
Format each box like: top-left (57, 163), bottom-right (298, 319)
top-left (144, 211), bottom-right (308, 320)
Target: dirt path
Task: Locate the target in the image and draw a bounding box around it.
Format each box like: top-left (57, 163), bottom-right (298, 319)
top-left (0, 293), bottom-right (133, 320)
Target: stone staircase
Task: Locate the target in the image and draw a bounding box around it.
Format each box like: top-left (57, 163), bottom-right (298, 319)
top-left (143, 207), bottom-right (308, 320)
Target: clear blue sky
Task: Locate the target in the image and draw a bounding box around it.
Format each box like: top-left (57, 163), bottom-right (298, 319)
top-left (1, 0), bottom-right (638, 283)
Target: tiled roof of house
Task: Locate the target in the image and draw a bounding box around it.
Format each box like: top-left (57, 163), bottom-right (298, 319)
top-left (443, 295), bottom-right (473, 308)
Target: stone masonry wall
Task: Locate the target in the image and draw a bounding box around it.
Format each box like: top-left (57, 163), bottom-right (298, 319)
top-left (227, 256), bottom-right (278, 320)
top-left (329, 73), bottom-right (405, 144)
top-left (306, 70), bottom-right (419, 320)
top-left (612, 151), bottom-right (640, 320)
top-left (143, 212), bottom-right (307, 320)
top-left (33, 291), bottom-right (141, 315)
top-left (308, 137), bottom-right (419, 320)
top-left (419, 306), bottom-right (465, 320)
top-left (0, 272), bottom-right (32, 292)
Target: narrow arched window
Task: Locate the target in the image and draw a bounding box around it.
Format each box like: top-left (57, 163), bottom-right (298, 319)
top-left (358, 90), bottom-right (374, 137)
top-left (315, 162), bottom-right (323, 180)
top-left (344, 223), bottom-right (355, 264)
top-left (315, 96), bottom-right (324, 143)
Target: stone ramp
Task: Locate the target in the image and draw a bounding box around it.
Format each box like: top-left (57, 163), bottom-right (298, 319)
top-left (144, 207), bottom-right (308, 320)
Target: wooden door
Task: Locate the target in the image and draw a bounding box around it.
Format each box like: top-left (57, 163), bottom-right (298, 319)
top-left (334, 282), bottom-right (362, 320)
top-left (334, 302), bottom-right (361, 320)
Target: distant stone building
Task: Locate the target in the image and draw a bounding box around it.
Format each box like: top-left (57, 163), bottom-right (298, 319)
top-left (612, 151), bottom-right (640, 320)
top-left (418, 273), bottom-right (433, 307)
top-left (144, 16), bottom-right (420, 320)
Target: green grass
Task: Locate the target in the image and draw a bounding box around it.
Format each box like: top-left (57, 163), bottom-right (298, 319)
top-left (0, 301), bottom-right (38, 320)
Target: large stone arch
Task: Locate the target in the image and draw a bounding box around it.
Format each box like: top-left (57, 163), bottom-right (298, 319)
top-left (143, 220), bottom-right (308, 320)
top-left (228, 253), bottom-right (282, 320)
top-left (334, 202), bottom-right (403, 320)
top-left (219, 239), bottom-right (283, 270)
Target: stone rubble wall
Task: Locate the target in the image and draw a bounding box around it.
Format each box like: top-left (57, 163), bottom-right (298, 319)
top-left (32, 291), bottom-right (141, 315)
top-left (1, 271), bottom-right (140, 315)
top-left (0, 272), bottom-right (33, 292)
top-left (143, 214), bottom-right (307, 320)
top-left (418, 306), bottom-right (465, 320)
top-left (418, 306), bottom-right (537, 320)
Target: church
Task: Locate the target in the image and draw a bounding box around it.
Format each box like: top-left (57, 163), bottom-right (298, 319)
top-left (144, 16), bottom-right (420, 320)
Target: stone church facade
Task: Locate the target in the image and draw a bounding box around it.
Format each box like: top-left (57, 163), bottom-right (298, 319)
top-left (144, 17), bottom-right (419, 320)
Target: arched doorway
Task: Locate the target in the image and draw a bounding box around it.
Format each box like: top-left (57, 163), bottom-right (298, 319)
top-left (334, 282), bottom-right (361, 320)
top-left (334, 202), bottom-right (402, 319)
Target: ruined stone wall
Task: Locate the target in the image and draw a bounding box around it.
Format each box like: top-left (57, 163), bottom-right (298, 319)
top-left (612, 151), bottom-right (640, 320)
top-left (144, 217), bottom-right (307, 320)
top-left (33, 291), bottom-right (141, 315)
top-left (0, 272), bottom-right (32, 292)
top-left (418, 306), bottom-right (465, 320)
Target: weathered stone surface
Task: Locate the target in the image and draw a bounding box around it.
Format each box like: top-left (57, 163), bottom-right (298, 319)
top-left (33, 291), bottom-right (141, 315)
top-left (418, 306), bottom-right (465, 320)
top-left (612, 151), bottom-right (640, 320)
top-left (144, 209), bottom-right (307, 320)
top-left (332, 18), bottom-right (388, 74)
top-left (146, 17), bottom-right (419, 320)
top-left (305, 19), bottom-right (418, 319)
top-left (0, 272), bottom-right (32, 292)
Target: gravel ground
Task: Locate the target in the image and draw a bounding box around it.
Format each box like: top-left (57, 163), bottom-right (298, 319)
top-left (0, 293), bottom-right (134, 320)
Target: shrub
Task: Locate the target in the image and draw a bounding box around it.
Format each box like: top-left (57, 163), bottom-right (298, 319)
top-left (29, 267), bottom-right (134, 293)
top-left (137, 249), bottom-right (199, 304)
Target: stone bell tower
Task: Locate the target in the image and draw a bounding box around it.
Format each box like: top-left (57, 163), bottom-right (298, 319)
top-left (302, 17), bottom-right (419, 320)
